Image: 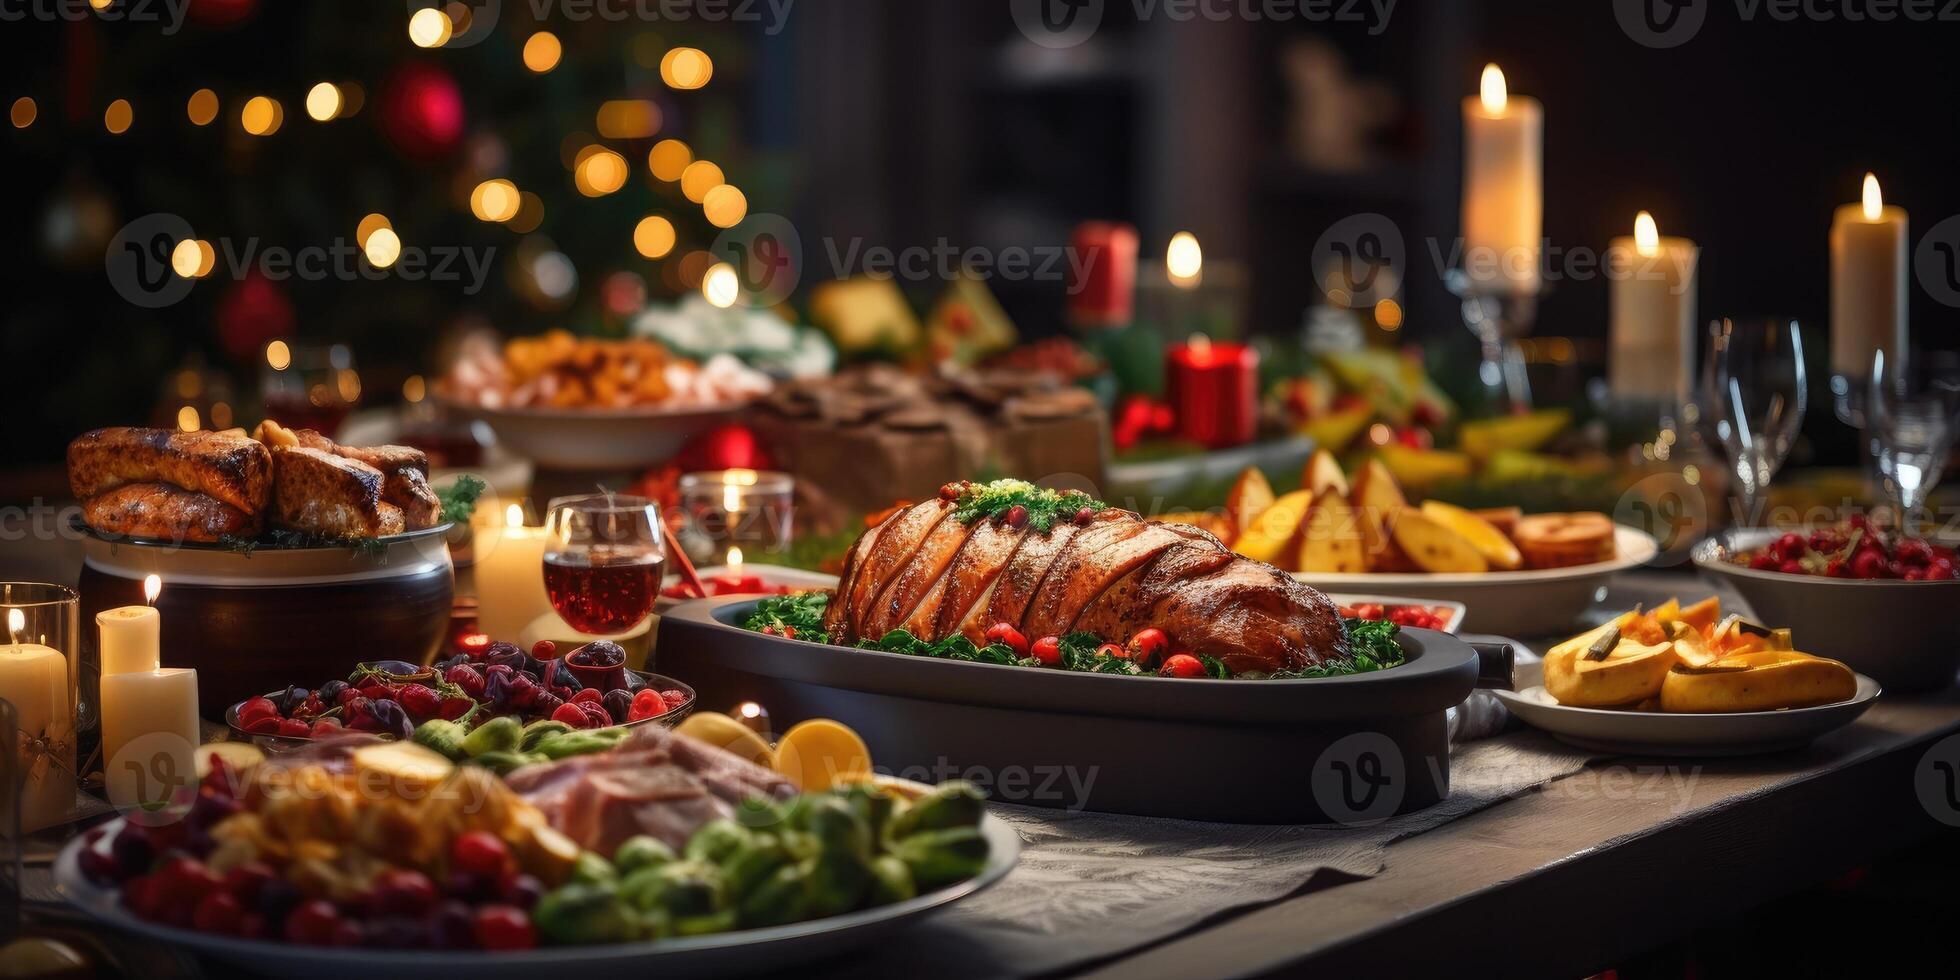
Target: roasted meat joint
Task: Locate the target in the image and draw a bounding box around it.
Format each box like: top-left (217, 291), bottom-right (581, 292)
top-left (824, 480), bottom-right (1348, 676)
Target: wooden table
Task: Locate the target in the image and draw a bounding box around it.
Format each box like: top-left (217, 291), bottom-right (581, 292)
top-left (1072, 574), bottom-right (1960, 979)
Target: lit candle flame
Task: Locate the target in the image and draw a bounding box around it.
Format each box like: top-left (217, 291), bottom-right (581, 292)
top-left (1633, 211), bottom-right (1660, 259)
top-left (1479, 63), bottom-right (1507, 114)
top-left (506, 503), bottom-right (525, 528)
top-left (1862, 172), bottom-right (1883, 221)
top-left (6, 608), bottom-right (22, 643)
top-left (726, 545), bottom-right (744, 574)
top-left (738, 700), bottom-right (762, 720)
top-left (722, 469), bottom-right (757, 513)
top-left (1187, 333), bottom-right (1212, 357)
top-left (143, 574), bottom-right (161, 606)
top-left (1166, 231), bottom-right (1202, 288)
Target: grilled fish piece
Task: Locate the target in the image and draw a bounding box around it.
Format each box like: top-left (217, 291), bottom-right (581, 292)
top-left (268, 447), bottom-right (406, 538)
top-left (82, 482), bottom-right (260, 542)
top-left (828, 499), bottom-right (1348, 674)
top-left (68, 427), bottom-right (272, 516)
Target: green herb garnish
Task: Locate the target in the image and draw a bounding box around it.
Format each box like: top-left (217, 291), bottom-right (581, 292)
top-left (437, 474), bottom-right (488, 525)
top-left (948, 479), bottom-right (1107, 534)
top-left (741, 590), bottom-right (832, 644)
top-left (1265, 618), bottom-right (1408, 678)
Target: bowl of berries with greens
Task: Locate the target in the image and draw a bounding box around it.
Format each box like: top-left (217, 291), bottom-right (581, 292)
top-left (1695, 518), bottom-right (1960, 692)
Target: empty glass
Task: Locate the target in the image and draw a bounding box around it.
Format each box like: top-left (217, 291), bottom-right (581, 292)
top-left (1703, 317), bottom-right (1806, 527)
top-left (1867, 349), bottom-right (1960, 530)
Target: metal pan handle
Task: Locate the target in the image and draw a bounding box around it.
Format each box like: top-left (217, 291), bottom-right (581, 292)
top-left (1470, 640), bottom-right (1516, 690)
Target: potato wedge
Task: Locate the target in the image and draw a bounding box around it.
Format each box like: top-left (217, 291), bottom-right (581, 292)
top-left (1543, 637), bottom-right (1677, 707)
top-left (1225, 467), bottom-right (1276, 543)
top-left (1350, 458), bottom-right (1406, 569)
top-left (1233, 489), bottom-right (1312, 565)
top-left (1660, 651), bottom-right (1858, 713)
top-left (1667, 620), bottom-right (1720, 668)
top-left (1472, 506), bottom-right (1522, 538)
top-left (1418, 500), bottom-right (1522, 570)
top-left (1675, 596), bottom-right (1721, 633)
top-left (1296, 493), bottom-right (1367, 573)
top-left (1390, 508), bottom-right (1488, 574)
top-left (1303, 449), bottom-right (1349, 500)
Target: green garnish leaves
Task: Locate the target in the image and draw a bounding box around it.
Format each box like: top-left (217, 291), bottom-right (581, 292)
top-left (948, 479), bottom-right (1107, 534)
top-left (1266, 618), bottom-right (1408, 678)
top-left (437, 475), bottom-right (488, 525)
top-left (740, 591), bottom-right (832, 644)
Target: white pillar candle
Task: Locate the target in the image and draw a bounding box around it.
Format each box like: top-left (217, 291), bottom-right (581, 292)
top-left (474, 503), bottom-right (551, 642)
top-left (1, 609), bottom-right (75, 832)
top-left (96, 606), bottom-right (160, 676)
top-left (1829, 172), bottom-right (1908, 381)
top-left (1608, 211), bottom-right (1699, 402)
top-left (1461, 64), bottom-right (1543, 294)
top-left (100, 667), bottom-right (200, 811)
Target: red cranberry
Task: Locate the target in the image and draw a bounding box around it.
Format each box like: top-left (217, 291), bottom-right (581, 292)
top-left (1004, 504), bottom-right (1029, 529)
top-left (1772, 533), bottom-right (1807, 561)
top-left (1776, 559), bottom-right (1805, 576)
top-left (1851, 550), bottom-right (1889, 579)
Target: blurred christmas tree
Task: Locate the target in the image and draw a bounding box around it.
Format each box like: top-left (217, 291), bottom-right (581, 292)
top-left (1, 0), bottom-right (779, 467)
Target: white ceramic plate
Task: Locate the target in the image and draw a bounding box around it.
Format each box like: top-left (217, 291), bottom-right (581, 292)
top-left (1294, 525), bottom-right (1658, 637)
top-left (442, 398), bottom-right (748, 470)
top-left (56, 811), bottom-right (1019, 980)
top-left (1322, 593), bottom-right (1467, 634)
top-left (1492, 659), bottom-right (1881, 756)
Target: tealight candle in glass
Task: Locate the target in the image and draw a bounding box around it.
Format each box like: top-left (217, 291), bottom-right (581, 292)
top-left (679, 470), bottom-right (795, 560)
top-left (0, 584), bottom-right (78, 834)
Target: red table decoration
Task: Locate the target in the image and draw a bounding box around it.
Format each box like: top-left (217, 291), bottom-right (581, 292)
top-left (1164, 335), bottom-right (1258, 449)
top-left (1067, 221), bottom-right (1139, 329)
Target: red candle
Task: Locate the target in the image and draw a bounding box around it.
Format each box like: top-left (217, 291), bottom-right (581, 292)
top-left (1165, 335), bottom-right (1258, 448)
top-left (1067, 221), bottom-right (1139, 328)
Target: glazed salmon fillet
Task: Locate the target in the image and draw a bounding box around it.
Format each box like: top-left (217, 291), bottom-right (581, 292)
top-left (68, 427), bottom-right (272, 515)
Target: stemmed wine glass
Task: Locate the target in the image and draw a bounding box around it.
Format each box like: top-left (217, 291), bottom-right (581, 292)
top-left (542, 494), bottom-right (666, 635)
top-left (1702, 317), bottom-right (1806, 528)
top-left (1867, 350), bottom-right (1960, 532)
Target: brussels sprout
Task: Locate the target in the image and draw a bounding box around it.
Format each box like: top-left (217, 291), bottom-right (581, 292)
top-left (719, 836), bottom-right (791, 898)
top-left (613, 835), bottom-right (677, 874)
top-left (891, 826), bottom-right (989, 890)
top-left (842, 783), bottom-right (900, 841)
top-left (737, 862), bottom-right (811, 928)
top-left (621, 859), bottom-right (725, 918)
top-left (671, 909), bottom-right (738, 937)
top-left (802, 795), bottom-right (871, 861)
top-left (461, 715), bottom-right (524, 757)
top-left (733, 796), bottom-right (789, 832)
top-left (867, 854), bottom-right (916, 906)
top-left (518, 719), bottom-right (573, 752)
top-left (889, 781), bottom-right (985, 839)
top-left (804, 850), bottom-right (870, 919)
top-left (411, 718), bottom-right (470, 760)
top-left (684, 819), bottom-right (754, 864)
top-left (571, 851), bottom-right (617, 885)
top-left (532, 881), bottom-right (640, 945)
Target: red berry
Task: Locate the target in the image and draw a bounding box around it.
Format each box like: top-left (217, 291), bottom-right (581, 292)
top-left (1748, 552), bottom-right (1779, 571)
top-left (370, 868), bottom-right (438, 916)
top-left (939, 482), bottom-right (961, 501)
top-left (1772, 532), bottom-right (1807, 560)
top-left (1825, 558), bottom-right (1849, 578)
top-left (279, 718), bottom-right (312, 738)
top-left (310, 717), bottom-right (343, 739)
top-left (1904, 567), bottom-right (1927, 581)
top-left (984, 622), bottom-right (1028, 655)
top-left (472, 905), bottom-right (538, 951)
top-left (237, 696), bottom-right (279, 725)
top-left (284, 900), bottom-right (341, 945)
top-left (1004, 504), bottom-right (1029, 528)
top-left (1776, 559), bottom-right (1805, 576)
top-left (1073, 507), bottom-right (1095, 526)
top-left (571, 688), bottom-right (603, 707)
top-left (222, 863), bottom-right (275, 905)
top-left (192, 892), bottom-right (244, 935)
top-left (1851, 550), bottom-right (1889, 579)
top-left (1125, 627), bottom-right (1170, 665)
top-left (439, 696), bottom-right (473, 721)
top-left (1809, 529), bottom-right (1847, 553)
top-left (531, 640), bottom-right (558, 660)
top-left (1030, 636), bottom-right (1062, 667)
top-left (579, 702), bottom-right (610, 729)
top-left (1096, 643), bottom-right (1126, 660)
top-left (660, 689), bottom-right (687, 708)
top-left (246, 715), bottom-right (284, 735)
top-left (628, 689), bottom-right (667, 721)
top-left (444, 664), bottom-right (486, 699)
top-left (450, 830), bottom-right (512, 880)
top-left (1897, 538), bottom-right (1935, 565)
top-left (1926, 560), bottom-right (1955, 581)
top-left (551, 701), bottom-right (592, 728)
top-left (1159, 653), bottom-right (1205, 678)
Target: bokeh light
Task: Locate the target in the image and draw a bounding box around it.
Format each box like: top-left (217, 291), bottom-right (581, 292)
top-left (241, 96), bottom-right (284, 136)
top-left (265, 340), bottom-right (293, 371)
top-left (573, 148), bottom-right (629, 197)
top-left (470, 178), bottom-right (520, 222)
top-left (408, 8), bottom-right (451, 48)
top-left (186, 89), bottom-right (218, 126)
top-left (104, 99), bottom-right (132, 134)
top-left (10, 97), bottom-right (35, 128)
top-left (633, 215), bottom-right (676, 259)
top-left (596, 100), bottom-right (662, 140)
top-left (523, 32), bottom-right (562, 73)
top-left (680, 160), bottom-right (724, 203)
top-left (356, 213), bottom-right (393, 249)
top-left (364, 227), bottom-right (402, 268)
top-left (648, 139), bottom-right (691, 182)
top-left (171, 239), bottom-right (215, 279)
top-left (661, 47), bottom-right (713, 90)
top-left (305, 82), bottom-right (342, 122)
top-left (507, 192), bottom-right (545, 234)
top-left (702, 261), bottom-right (739, 308)
top-left (703, 184), bottom-right (748, 228)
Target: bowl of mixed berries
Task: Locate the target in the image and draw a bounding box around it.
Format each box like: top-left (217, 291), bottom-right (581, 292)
top-left (226, 639), bottom-right (694, 752)
top-left (1695, 517), bottom-right (1960, 691)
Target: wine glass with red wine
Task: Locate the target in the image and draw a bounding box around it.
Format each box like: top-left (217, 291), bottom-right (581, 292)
top-left (542, 494), bottom-right (666, 634)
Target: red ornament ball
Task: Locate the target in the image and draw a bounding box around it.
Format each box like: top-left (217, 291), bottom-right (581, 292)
top-left (380, 62), bottom-right (465, 159)
top-left (216, 272), bottom-right (296, 363)
top-left (676, 424), bottom-right (773, 471)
